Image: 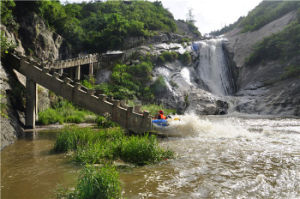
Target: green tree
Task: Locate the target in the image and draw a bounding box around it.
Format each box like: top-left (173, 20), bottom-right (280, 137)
top-left (0, 0), bottom-right (15, 26)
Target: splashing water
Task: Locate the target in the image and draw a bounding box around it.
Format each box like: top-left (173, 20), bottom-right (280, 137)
top-left (164, 114), bottom-right (250, 138)
top-left (122, 116), bottom-right (300, 198)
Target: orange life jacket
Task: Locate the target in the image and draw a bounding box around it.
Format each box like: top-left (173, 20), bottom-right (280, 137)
top-left (160, 114), bottom-right (166, 120)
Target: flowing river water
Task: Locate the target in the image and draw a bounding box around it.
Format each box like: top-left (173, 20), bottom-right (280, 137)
top-left (1, 115), bottom-right (300, 198)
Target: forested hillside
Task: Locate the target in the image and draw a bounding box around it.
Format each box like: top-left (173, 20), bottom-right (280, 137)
top-left (1, 0), bottom-right (179, 53)
top-left (211, 1), bottom-right (300, 35)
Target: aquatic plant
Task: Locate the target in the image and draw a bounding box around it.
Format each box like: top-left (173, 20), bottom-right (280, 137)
top-left (57, 165), bottom-right (121, 199)
top-left (54, 126), bottom-right (174, 165)
top-left (120, 134), bottom-right (174, 165)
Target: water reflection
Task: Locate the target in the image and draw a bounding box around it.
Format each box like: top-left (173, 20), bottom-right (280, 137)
top-left (1, 131), bottom-right (80, 199)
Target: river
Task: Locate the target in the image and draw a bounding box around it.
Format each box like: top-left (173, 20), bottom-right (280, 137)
top-left (1, 115), bottom-right (300, 198)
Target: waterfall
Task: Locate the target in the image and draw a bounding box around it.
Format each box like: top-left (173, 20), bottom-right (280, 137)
top-left (195, 38), bottom-right (234, 96)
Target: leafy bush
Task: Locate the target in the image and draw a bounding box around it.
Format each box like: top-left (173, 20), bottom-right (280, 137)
top-left (0, 32), bottom-right (16, 56)
top-left (150, 75), bottom-right (167, 97)
top-left (81, 77), bottom-right (95, 89)
top-left (178, 52), bottom-right (192, 65)
top-left (158, 51), bottom-right (178, 63)
top-left (76, 165), bottom-right (121, 199)
top-left (0, 0), bottom-right (15, 26)
top-left (98, 62), bottom-right (154, 101)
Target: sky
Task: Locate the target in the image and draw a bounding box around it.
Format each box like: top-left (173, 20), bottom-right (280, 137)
top-left (62, 0), bottom-right (263, 34)
top-left (159, 0), bottom-right (262, 34)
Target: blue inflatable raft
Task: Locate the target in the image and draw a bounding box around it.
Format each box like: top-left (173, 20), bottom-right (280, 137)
top-left (152, 119), bottom-right (169, 127)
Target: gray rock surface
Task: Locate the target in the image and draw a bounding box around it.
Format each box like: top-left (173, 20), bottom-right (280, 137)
top-left (224, 10), bottom-right (300, 116)
top-left (18, 12), bottom-right (68, 61)
top-left (1, 13), bottom-right (67, 149)
top-left (224, 11), bottom-right (297, 68)
top-left (0, 63), bottom-right (23, 150)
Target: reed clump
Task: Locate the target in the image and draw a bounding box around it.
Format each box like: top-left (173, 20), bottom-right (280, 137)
top-left (57, 165), bottom-right (121, 199)
top-left (54, 126), bottom-right (174, 165)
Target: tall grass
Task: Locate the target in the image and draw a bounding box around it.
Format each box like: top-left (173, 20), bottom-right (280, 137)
top-left (76, 165), bottom-right (121, 199)
top-left (58, 165), bottom-right (121, 199)
top-left (120, 134), bottom-right (173, 165)
top-left (54, 126), bottom-right (174, 165)
top-left (38, 100), bottom-right (95, 125)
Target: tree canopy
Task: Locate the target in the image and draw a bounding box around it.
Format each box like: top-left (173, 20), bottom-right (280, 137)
top-left (32, 0), bottom-right (177, 53)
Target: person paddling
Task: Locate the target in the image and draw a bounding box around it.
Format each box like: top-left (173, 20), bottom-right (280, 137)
top-left (156, 110), bottom-right (166, 119)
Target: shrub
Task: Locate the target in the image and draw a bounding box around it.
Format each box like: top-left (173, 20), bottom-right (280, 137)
top-left (76, 165), bottom-right (121, 199)
top-left (150, 75), bottom-right (168, 97)
top-left (0, 0), bottom-right (16, 26)
top-left (158, 51), bottom-right (178, 63)
top-left (178, 52), bottom-right (192, 65)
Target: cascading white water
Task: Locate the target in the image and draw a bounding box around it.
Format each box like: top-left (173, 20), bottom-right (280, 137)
top-left (195, 38), bottom-right (233, 96)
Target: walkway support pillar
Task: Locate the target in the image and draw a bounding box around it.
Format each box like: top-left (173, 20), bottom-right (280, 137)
top-left (89, 62), bottom-right (94, 77)
top-left (25, 78), bottom-right (37, 129)
top-left (88, 55), bottom-right (94, 78)
top-left (75, 65), bottom-right (81, 80)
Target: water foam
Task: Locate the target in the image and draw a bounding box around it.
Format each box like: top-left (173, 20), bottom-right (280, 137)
top-left (164, 114), bottom-right (250, 138)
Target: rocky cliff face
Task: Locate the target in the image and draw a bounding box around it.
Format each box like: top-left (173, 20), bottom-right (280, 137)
top-left (1, 12), bottom-right (69, 150)
top-left (0, 63), bottom-right (24, 150)
top-left (224, 10), bottom-right (300, 116)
